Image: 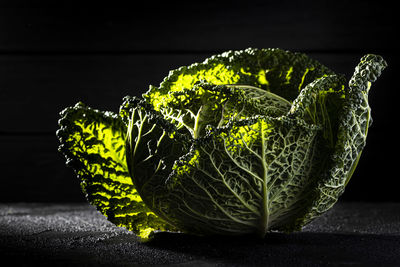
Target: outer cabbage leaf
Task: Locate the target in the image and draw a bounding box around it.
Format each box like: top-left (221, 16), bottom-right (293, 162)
top-left (155, 116), bottom-right (320, 236)
top-left (291, 54), bottom-right (388, 228)
top-left (144, 48), bottom-right (335, 112)
top-left (56, 102), bottom-right (173, 240)
top-left (121, 97), bottom-right (187, 221)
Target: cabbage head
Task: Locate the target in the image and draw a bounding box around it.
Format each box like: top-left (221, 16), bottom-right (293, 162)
top-left (57, 48), bottom-right (387, 240)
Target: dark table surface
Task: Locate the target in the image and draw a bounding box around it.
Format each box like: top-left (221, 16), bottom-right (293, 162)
top-left (1, 202), bottom-right (399, 266)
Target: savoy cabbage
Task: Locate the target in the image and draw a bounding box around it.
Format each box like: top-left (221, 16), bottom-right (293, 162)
top-left (57, 48), bottom-right (387, 240)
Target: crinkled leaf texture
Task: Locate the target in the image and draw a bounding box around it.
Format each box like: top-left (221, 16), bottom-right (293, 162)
top-left (57, 48), bottom-right (387, 239)
top-left (56, 103), bottom-right (175, 240)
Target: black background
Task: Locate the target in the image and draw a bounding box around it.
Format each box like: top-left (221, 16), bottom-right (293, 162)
top-left (0, 1), bottom-right (398, 203)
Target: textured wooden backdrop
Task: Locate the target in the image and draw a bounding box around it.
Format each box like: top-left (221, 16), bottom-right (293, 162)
top-left (0, 2), bottom-right (397, 202)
